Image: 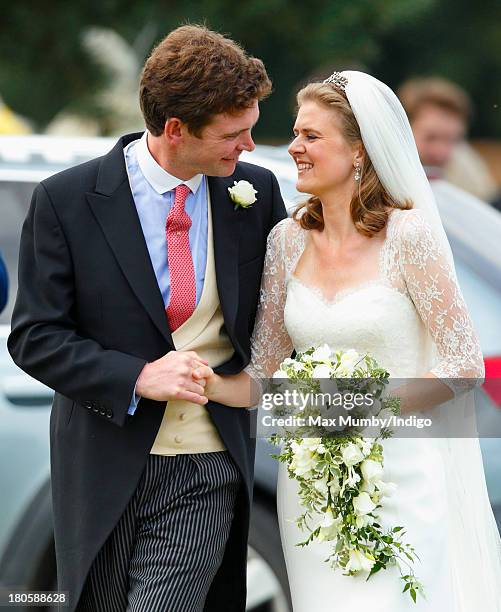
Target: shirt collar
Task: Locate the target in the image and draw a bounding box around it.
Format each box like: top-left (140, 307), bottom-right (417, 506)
top-left (135, 131), bottom-right (203, 195)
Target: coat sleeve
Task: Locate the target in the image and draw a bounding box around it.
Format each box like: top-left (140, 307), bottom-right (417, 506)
top-left (7, 183), bottom-right (147, 427)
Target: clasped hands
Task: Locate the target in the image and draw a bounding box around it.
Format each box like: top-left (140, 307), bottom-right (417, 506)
top-left (135, 350), bottom-right (215, 405)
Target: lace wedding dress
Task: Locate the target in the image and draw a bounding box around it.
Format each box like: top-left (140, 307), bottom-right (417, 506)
top-left (247, 210), bottom-right (501, 611)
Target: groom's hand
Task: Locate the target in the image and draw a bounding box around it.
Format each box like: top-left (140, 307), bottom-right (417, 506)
top-left (135, 351), bottom-right (213, 405)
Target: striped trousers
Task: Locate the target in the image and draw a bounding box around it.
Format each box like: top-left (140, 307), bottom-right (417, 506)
top-left (77, 451), bottom-right (241, 612)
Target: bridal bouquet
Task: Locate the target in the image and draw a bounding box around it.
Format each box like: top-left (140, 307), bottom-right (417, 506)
top-left (269, 346), bottom-right (424, 603)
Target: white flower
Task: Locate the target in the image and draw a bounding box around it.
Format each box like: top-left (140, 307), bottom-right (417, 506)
top-left (353, 491), bottom-right (377, 516)
top-left (290, 441), bottom-right (318, 477)
top-left (360, 479), bottom-right (376, 494)
top-left (358, 437), bottom-right (374, 456)
top-left (311, 344), bottom-right (332, 361)
top-left (290, 456), bottom-right (314, 477)
top-left (346, 549), bottom-right (376, 573)
top-left (292, 361), bottom-right (305, 372)
top-left (228, 180), bottom-right (257, 209)
top-left (336, 349), bottom-right (360, 376)
top-left (302, 438), bottom-right (324, 453)
top-left (360, 459), bottom-right (384, 483)
top-left (341, 442), bottom-right (365, 467)
top-left (329, 476), bottom-right (341, 498)
top-left (341, 349), bottom-right (360, 368)
top-left (345, 468), bottom-right (361, 487)
top-left (317, 507), bottom-right (342, 542)
top-left (355, 514), bottom-right (375, 529)
top-left (272, 369), bottom-right (288, 379)
top-left (376, 480), bottom-right (397, 498)
top-left (312, 364), bottom-right (332, 378)
top-left (313, 477), bottom-right (329, 497)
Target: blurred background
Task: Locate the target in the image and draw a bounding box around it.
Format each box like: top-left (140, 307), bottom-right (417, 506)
top-left (0, 0), bottom-right (498, 137)
top-left (0, 3), bottom-right (500, 611)
top-left (2, 0), bottom-right (501, 202)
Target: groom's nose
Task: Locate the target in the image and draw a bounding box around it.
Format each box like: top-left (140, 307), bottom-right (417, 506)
top-left (237, 131), bottom-right (256, 153)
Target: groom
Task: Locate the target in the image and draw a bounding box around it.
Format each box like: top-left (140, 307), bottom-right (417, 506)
top-left (8, 25), bottom-right (286, 612)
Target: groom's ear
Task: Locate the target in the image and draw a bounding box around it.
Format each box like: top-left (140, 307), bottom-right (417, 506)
top-left (164, 117), bottom-right (185, 144)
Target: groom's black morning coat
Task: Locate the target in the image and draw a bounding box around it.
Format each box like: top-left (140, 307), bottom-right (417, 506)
top-left (8, 133), bottom-right (287, 611)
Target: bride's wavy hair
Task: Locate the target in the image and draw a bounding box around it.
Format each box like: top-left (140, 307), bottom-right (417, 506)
top-left (292, 83), bottom-right (412, 237)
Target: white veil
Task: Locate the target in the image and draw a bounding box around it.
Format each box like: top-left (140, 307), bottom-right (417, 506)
top-left (338, 70), bottom-right (501, 610)
top-left (342, 70), bottom-right (454, 267)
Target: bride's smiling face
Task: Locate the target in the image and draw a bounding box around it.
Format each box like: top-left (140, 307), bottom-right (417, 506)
top-left (288, 101), bottom-right (359, 198)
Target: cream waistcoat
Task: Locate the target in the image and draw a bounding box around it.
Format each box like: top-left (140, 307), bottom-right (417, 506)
top-left (150, 193), bottom-right (233, 455)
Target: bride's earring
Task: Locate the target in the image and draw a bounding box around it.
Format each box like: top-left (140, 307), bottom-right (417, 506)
top-left (354, 161), bottom-right (361, 182)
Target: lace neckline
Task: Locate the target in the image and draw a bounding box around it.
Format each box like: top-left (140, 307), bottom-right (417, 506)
top-left (288, 276), bottom-right (395, 307)
top-left (288, 209), bottom-right (400, 305)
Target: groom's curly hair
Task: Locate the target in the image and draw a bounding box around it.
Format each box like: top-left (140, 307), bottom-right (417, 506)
top-left (292, 83), bottom-right (412, 237)
top-left (140, 25), bottom-right (272, 137)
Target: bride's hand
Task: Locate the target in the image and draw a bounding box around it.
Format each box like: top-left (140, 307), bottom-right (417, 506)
top-left (192, 368), bottom-right (256, 408)
top-left (192, 365), bottom-right (219, 401)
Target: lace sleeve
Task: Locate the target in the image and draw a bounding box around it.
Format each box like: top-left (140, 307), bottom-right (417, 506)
top-left (245, 218), bottom-right (297, 380)
top-left (396, 209), bottom-right (484, 392)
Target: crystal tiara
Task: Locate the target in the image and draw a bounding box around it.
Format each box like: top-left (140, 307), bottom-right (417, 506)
top-left (323, 71), bottom-right (348, 92)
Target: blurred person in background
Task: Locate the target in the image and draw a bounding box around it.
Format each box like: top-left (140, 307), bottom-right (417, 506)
top-left (399, 76), bottom-right (501, 277)
top-left (399, 76), bottom-right (501, 207)
top-left (0, 251), bottom-right (7, 313)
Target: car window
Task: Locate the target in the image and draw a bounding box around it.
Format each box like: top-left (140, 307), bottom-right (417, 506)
top-left (0, 181), bottom-right (35, 325)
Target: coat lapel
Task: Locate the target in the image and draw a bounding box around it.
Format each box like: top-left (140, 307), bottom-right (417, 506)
top-left (208, 176), bottom-right (243, 341)
top-left (86, 134), bottom-right (174, 347)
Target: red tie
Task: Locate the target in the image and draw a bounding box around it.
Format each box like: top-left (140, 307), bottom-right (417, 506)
top-left (165, 184), bottom-right (196, 331)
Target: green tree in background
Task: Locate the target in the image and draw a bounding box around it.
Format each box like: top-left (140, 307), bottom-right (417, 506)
top-left (372, 0), bottom-right (501, 139)
top-left (2, 0), bottom-right (499, 140)
top-left (181, 0), bottom-right (434, 140)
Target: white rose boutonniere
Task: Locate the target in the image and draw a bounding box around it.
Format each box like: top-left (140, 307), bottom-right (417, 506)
top-left (228, 180), bottom-right (257, 210)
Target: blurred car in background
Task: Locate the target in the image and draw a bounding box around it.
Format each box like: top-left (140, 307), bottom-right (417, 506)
top-left (1, 135), bottom-right (500, 612)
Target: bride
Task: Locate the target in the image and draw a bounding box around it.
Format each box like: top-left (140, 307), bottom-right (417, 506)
top-left (201, 71), bottom-right (501, 610)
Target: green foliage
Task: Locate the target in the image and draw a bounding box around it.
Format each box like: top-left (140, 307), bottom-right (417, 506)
top-left (372, 0), bottom-right (501, 138)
